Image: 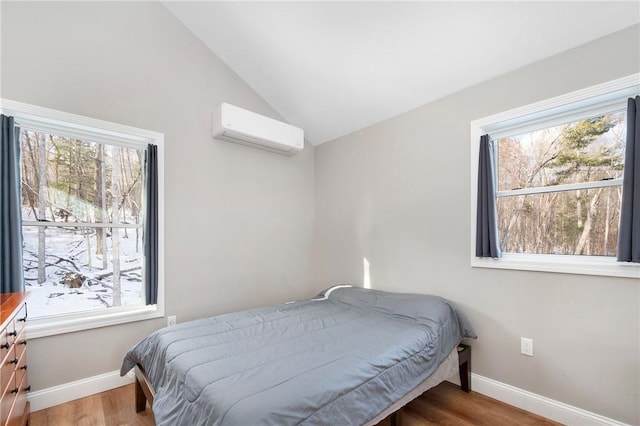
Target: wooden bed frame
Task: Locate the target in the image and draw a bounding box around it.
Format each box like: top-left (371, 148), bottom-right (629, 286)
top-left (133, 344), bottom-right (471, 423)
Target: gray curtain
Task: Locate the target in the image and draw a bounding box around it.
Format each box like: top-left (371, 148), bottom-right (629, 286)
top-left (476, 134), bottom-right (502, 258)
top-left (617, 96), bottom-right (640, 263)
top-left (144, 144), bottom-right (158, 304)
top-left (0, 115), bottom-right (25, 293)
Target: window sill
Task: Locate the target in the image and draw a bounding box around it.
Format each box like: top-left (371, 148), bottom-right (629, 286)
top-left (25, 303), bottom-right (164, 339)
top-left (471, 253), bottom-right (640, 279)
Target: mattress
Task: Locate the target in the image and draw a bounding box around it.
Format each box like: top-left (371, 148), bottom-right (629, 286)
top-left (121, 286), bottom-right (476, 425)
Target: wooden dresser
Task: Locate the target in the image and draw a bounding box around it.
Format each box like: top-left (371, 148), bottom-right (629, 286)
top-left (0, 293), bottom-right (29, 426)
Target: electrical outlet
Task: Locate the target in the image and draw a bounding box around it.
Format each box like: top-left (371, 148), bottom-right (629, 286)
top-left (521, 337), bottom-right (533, 357)
top-left (167, 315), bottom-right (177, 326)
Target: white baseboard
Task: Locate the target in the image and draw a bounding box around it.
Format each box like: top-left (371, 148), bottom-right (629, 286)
top-left (29, 369), bottom-right (630, 426)
top-left (470, 373), bottom-right (630, 426)
top-left (28, 370), bottom-right (134, 412)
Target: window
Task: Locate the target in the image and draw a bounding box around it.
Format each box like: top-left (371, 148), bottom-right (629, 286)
top-left (21, 131), bottom-right (145, 317)
top-left (470, 74), bottom-right (640, 278)
top-left (1, 99), bottom-right (164, 337)
top-left (495, 111), bottom-right (625, 256)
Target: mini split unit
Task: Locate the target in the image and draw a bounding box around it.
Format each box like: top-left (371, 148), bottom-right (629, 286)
top-left (212, 103), bottom-right (304, 155)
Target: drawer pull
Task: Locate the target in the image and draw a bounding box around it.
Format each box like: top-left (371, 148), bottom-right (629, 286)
top-left (9, 358), bottom-right (18, 365)
top-left (10, 387), bottom-right (18, 394)
top-left (18, 317), bottom-right (26, 322)
top-left (20, 365), bottom-right (27, 370)
top-left (24, 385), bottom-right (31, 392)
top-left (19, 340), bottom-right (27, 346)
top-left (0, 343), bottom-right (9, 350)
top-left (7, 330), bottom-right (17, 337)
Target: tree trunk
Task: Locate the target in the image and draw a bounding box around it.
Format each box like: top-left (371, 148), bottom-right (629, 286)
top-left (37, 133), bottom-right (47, 284)
top-left (23, 132), bottom-right (39, 219)
top-left (603, 191), bottom-right (610, 256)
top-left (111, 147), bottom-right (122, 307)
top-left (576, 189), bottom-right (582, 229)
top-left (86, 228), bottom-right (92, 268)
top-left (574, 189), bottom-right (602, 255)
top-left (120, 152), bottom-right (128, 238)
top-left (95, 144), bottom-right (108, 269)
top-left (135, 150), bottom-right (143, 253)
top-left (544, 193), bottom-right (558, 252)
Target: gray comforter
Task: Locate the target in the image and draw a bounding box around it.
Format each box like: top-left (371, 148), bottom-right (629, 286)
top-left (121, 287), bottom-right (476, 426)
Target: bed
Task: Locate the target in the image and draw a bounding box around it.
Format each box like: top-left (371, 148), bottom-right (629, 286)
top-left (121, 286), bottom-right (476, 425)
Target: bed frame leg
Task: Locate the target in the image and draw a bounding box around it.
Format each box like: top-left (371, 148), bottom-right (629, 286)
top-left (390, 411), bottom-right (398, 426)
top-left (457, 344), bottom-right (471, 392)
top-left (134, 365), bottom-right (155, 413)
top-left (135, 376), bottom-right (147, 412)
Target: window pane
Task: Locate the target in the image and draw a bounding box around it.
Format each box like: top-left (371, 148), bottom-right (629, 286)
top-left (23, 226), bottom-right (144, 318)
top-left (20, 130), bottom-right (143, 224)
top-left (497, 112), bottom-right (626, 191)
top-left (497, 187), bottom-right (621, 256)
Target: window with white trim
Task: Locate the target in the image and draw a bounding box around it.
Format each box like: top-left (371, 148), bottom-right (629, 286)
top-left (2, 99), bottom-right (164, 337)
top-left (470, 74), bottom-right (640, 278)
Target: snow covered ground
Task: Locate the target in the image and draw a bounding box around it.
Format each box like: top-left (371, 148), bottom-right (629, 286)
top-left (23, 225), bottom-right (143, 318)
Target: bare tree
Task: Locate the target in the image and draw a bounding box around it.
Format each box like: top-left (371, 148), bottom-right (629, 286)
top-left (37, 133), bottom-right (47, 284)
top-left (111, 147), bottom-right (121, 307)
top-left (95, 143), bottom-right (108, 269)
top-left (574, 189), bottom-right (603, 255)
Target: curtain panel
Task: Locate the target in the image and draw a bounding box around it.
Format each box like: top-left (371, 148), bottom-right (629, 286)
top-left (0, 115), bottom-right (25, 293)
top-left (617, 96), bottom-right (640, 263)
top-left (144, 144), bottom-right (159, 304)
top-left (476, 134), bottom-right (502, 258)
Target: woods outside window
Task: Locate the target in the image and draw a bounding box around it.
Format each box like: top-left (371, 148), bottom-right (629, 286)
top-left (21, 131), bottom-right (145, 318)
top-left (494, 111), bottom-right (625, 257)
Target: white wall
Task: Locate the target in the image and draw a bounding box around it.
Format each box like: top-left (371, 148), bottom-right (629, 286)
top-left (1, 2), bottom-right (316, 391)
top-left (314, 25), bottom-right (640, 424)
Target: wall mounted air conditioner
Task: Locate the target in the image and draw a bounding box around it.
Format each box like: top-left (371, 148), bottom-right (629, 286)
top-left (212, 103), bottom-right (304, 155)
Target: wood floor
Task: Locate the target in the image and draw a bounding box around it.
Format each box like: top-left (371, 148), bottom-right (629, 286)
top-left (30, 381), bottom-right (561, 426)
top-left (377, 382), bottom-right (561, 426)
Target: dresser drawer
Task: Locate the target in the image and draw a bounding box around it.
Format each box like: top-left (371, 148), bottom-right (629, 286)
top-left (0, 334), bottom-right (8, 362)
top-left (3, 327), bottom-right (17, 348)
top-left (11, 307), bottom-right (26, 340)
top-left (5, 370), bottom-right (27, 426)
top-left (13, 337), bottom-right (26, 394)
top-left (0, 350), bottom-right (15, 398)
top-left (0, 376), bottom-right (17, 426)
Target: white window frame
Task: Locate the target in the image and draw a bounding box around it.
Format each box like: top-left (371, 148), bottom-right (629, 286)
top-left (1, 98), bottom-right (165, 338)
top-left (470, 74), bottom-right (640, 278)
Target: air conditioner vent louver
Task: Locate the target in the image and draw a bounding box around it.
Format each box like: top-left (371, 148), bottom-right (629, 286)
top-left (212, 103), bottom-right (304, 155)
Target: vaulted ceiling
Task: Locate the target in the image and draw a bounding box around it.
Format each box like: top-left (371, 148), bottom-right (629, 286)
top-left (163, 1), bottom-right (640, 145)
